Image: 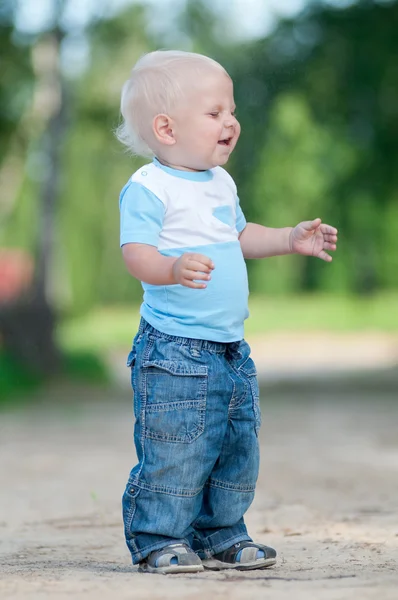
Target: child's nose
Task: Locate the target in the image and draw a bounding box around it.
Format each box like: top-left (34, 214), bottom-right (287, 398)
top-left (224, 115), bottom-right (236, 128)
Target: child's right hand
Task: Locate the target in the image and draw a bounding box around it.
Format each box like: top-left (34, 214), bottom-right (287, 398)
top-left (172, 253), bottom-right (215, 289)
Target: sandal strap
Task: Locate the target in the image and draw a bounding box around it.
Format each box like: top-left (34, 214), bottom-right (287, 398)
top-left (146, 543), bottom-right (200, 568)
top-left (214, 541), bottom-right (274, 564)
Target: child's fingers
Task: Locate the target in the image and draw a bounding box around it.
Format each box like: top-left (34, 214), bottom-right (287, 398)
top-left (318, 250), bottom-right (333, 262)
top-left (185, 259), bottom-right (213, 274)
top-left (301, 218), bottom-right (321, 231)
top-left (181, 277), bottom-right (207, 289)
top-left (182, 269), bottom-right (211, 282)
top-left (320, 223), bottom-right (338, 235)
top-left (188, 253), bottom-right (215, 270)
top-left (324, 233), bottom-right (338, 243)
top-left (324, 242), bottom-right (337, 251)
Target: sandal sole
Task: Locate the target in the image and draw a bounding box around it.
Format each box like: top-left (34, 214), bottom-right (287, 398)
top-left (138, 563), bottom-right (204, 575)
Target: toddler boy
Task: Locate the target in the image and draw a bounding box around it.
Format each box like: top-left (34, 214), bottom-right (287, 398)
top-left (117, 50), bottom-right (337, 573)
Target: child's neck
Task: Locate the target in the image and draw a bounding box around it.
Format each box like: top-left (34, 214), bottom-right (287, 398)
top-left (155, 156), bottom-right (206, 173)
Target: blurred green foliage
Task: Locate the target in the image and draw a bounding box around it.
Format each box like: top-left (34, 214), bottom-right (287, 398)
top-left (0, 351), bottom-right (42, 405)
top-left (58, 292), bottom-right (398, 355)
top-left (0, 348), bottom-right (108, 406)
top-left (1, 0), bottom-right (398, 316)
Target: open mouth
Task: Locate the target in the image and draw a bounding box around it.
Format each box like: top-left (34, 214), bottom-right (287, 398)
top-left (218, 137), bottom-right (232, 146)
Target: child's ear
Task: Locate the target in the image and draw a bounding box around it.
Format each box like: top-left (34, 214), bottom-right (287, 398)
top-left (152, 114), bottom-right (176, 146)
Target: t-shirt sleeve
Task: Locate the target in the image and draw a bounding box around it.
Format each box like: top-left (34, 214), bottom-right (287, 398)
top-left (119, 182), bottom-right (165, 247)
top-left (235, 196), bottom-right (247, 233)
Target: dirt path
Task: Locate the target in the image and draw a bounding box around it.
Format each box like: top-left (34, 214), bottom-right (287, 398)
top-left (1, 382), bottom-right (398, 599)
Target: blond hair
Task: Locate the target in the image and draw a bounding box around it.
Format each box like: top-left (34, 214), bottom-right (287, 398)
top-left (115, 50), bottom-right (228, 157)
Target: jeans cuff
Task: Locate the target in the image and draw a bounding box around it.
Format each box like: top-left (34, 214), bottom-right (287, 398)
top-left (192, 524), bottom-right (252, 558)
top-left (127, 535), bottom-right (190, 564)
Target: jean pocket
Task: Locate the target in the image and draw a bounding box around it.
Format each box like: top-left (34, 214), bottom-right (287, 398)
top-left (142, 360), bottom-right (208, 444)
top-left (240, 358), bottom-right (261, 436)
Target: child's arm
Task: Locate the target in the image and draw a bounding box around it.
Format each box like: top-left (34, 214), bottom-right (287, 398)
top-left (239, 218), bottom-right (338, 262)
top-left (120, 182), bottom-right (214, 289)
top-left (122, 243), bottom-right (214, 289)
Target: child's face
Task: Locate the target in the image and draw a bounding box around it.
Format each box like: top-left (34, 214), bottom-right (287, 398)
top-left (164, 71), bottom-right (241, 171)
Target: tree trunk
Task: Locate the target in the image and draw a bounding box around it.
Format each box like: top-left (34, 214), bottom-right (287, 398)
top-left (0, 28), bottom-right (67, 377)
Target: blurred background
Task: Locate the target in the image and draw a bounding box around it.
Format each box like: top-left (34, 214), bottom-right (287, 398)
top-left (2, 6), bottom-right (398, 592)
top-left (1, 0), bottom-right (398, 400)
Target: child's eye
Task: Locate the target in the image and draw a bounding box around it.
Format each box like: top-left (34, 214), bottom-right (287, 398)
top-left (209, 112), bottom-right (219, 117)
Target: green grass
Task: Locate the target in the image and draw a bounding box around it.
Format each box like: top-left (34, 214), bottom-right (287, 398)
top-left (57, 292), bottom-right (398, 354)
top-left (0, 352), bottom-right (42, 406)
top-left (61, 350), bottom-right (109, 382)
top-left (2, 292), bottom-right (396, 405)
top-left (246, 292), bottom-right (398, 335)
top-left (0, 349), bottom-right (108, 407)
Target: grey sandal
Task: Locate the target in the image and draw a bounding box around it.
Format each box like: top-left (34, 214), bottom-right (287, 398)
top-left (202, 541), bottom-right (277, 571)
top-left (138, 543), bottom-right (204, 574)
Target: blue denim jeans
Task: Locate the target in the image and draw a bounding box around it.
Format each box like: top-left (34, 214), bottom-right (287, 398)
top-left (122, 318), bottom-right (261, 564)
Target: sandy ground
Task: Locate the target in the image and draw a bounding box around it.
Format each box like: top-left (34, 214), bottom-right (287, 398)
top-left (1, 369), bottom-right (398, 600)
top-left (108, 331), bottom-right (398, 388)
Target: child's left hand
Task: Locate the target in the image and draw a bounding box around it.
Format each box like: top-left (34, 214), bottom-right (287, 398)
top-left (290, 218), bottom-right (338, 262)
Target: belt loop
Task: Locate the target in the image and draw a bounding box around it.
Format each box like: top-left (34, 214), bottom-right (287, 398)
top-left (227, 341), bottom-right (241, 361)
top-left (190, 338), bottom-right (202, 357)
top-left (138, 317), bottom-right (146, 335)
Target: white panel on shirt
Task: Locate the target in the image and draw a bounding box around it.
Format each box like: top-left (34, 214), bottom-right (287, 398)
top-left (130, 163), bottom-right (239, 251)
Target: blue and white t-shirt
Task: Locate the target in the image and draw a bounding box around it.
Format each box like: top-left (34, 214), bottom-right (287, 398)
top-left (119, 158), bottom-right (249, 342)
